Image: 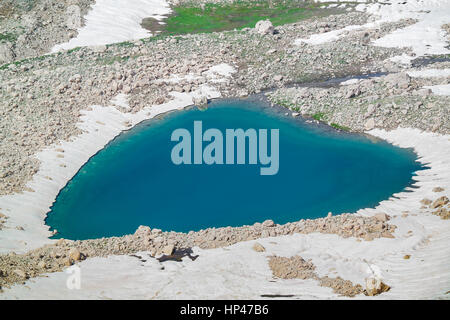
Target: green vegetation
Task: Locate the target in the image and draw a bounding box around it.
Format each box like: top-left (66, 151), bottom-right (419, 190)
top-left (330, 123), bottom-right (350, 131)
top-left (0, 32), bottom-right (16, 42)
top-left (67, 47), bottom-right (83, 54)
top-left (0, 53), bottom-right (52, 70)
top-left (99, 55), bottom-right (130, 65)
top-left (148, 0), bottom-right (335, 36)
top-left (113, 41), bottom-right (135, 48)
top-left (312, 112), bottom-right (325, 121)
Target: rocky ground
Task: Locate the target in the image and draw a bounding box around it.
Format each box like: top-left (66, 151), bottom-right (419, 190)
top-left (422, 194), bottom-right (450, 220)
top-left (0, 0), bottom-right (94, 64)
top-left (267, 62), bottom-right (450, 134)
top-left (268, 255), bottom-right (366, 297)
top-left (268, 254), bottom-right (391, 297)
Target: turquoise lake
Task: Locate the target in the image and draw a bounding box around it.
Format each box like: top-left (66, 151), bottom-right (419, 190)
top-left (46, 99), bottom-right (424, 240)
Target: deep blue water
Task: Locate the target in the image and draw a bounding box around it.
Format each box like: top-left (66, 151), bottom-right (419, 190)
top-left (46, 99), bottom-right (423, 240)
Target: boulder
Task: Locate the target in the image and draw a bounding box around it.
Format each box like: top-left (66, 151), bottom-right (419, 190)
top-left (431, 196), bottom-right (449, 209)
top-left (69, 248), bottom-right (82, 261)
top-left (193, 95), bottom-right (208, 106)
top-left (374, 213), bottom-right (390, 222)
top-left (385, 72), bottom-right (410, 89)
top-left (365, 104), bottom-right (376, 118)
top-left (416, 88), bottom-right (432, 96)
top-left (13, 269), bottom-right (27, 279)
top-left (66, 5), bottom-right (82, 30)
top-left (433, 207), bottom-right (450, 220)
top-left (162, 244), bottom-right (175, 255)
top-left (0, 43), bottom-right (15, 64)
top-left (90, 45), bottom-right (107, 53)
top-left (262, 219), bottom-right (275, 227)
top-left (134, 225), bottom-right (151, 237)
top-left (252, 242), bottom-right (266, 252)
top-left (273, 75), bottom-right (283, 81)
top-left (364, 118), bottom-right (375, 131)
top-left (365, 277), bottom-right (390, 296)
top-left (64, 257), bottom-right (73, 266)
top-left (152, 228), bottom-right (163, 235)
top-left (255, 20), bottom-right (274, 35)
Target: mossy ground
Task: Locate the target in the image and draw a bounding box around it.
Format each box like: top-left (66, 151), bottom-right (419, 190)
top-left (143, 0), bottom-right (341, 36)
top-left (0, 32), bottom-right (16, 42)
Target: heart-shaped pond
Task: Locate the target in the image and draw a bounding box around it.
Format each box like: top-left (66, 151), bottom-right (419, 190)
top-left (46, 99), bottom-right (424, 240)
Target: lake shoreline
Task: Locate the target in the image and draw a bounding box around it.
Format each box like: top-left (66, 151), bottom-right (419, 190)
top-left (45, 97), bottom-right (422, 239)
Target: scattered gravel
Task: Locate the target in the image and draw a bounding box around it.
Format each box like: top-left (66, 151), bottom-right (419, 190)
top-left (0, 0), bottom-right (94, 64)
top-left (267, 70), bottom-right (450, 135)
top-left (268, 255), bottom-right (365, 297)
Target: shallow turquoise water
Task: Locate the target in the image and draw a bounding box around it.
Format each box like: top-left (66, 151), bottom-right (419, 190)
top-left (46, 99), bottom-right (423, 240)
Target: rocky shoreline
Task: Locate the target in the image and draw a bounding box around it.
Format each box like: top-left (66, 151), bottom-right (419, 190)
top-left (267, 65), bottom-right (450, 134)
top-left (0, 213), bottom-right (396, 291)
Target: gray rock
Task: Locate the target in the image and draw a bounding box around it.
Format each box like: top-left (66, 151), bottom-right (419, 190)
top-left (162, 244), bottom-right (175, 255)
top-left (13, 269), bottom-right (27, 279)
top-left (255, 20), bottom-right (274, 35)
top-left (90, 45), bottom-right (107, 53)
top-left (252, 242), bottom-right (266, 252)
top-left (416, 88), bottom-right (432, 96)
top-left (69, 249), bottom-right (82, 261)
top-left (374, 213), bottom-right (390, 222)
top-left (262, 219), bottom-right (275, 227)
top-left (364, 118), bottom-right (375, 131)
top-left (66, 5), bottom-right (82, 30)
top-left (0, 43), bottom-right (15, 64)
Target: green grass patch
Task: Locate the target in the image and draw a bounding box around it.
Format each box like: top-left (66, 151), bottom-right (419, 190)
top-left (99, 55), bottom-right (130, 65)
top-left (330, 123), bottom-right (350, 131)
top-left (67, 47), bottom-right (83, 54)
top-left (113, 41), bottom-right (135, 48)
top-left (152, 0), bottom-right (337, 36)
top-left (0, 32), bottom-right (16, 42)
top-left (311, 112), bottom-right (325, 121)
top-left (0, 52), bottom-right (53, 70)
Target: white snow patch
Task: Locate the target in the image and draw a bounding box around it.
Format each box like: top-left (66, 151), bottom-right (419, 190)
top-left (203, 63), bottom-right (237, 83)
top-left (407, 69), bottom-right (450, 78)
top-left (110, 93), bottom-right (130, 109)
top-left (295, 24), bottom-right (371, 45)
top-left (340, 78), bottom-right (362, 86)
top-left (423, 84), bottom-right (450, 95)
top-left (52, 0), bottom-right (172, 52)
top-left (295, 1), bottom-right (450, 64)
top-left (364, 0), bottom-right (450, 63)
